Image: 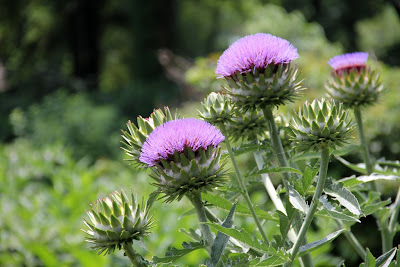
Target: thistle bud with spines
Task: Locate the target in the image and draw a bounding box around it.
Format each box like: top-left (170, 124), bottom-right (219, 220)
top-left (199, 92), bottom-right (234, 125)
top-left (289, 99), bottom-right (354, 151)
top-left (82, 191), bottom-right (154, 255)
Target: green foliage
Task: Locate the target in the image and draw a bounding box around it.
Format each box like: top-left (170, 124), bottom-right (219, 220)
top-left (10, 90), bottom-right (122, 160)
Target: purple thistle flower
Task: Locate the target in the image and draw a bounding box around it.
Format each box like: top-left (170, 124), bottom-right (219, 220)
top-left (328, 52), bottom-right (368, 73)
top-left (140, 118), bottom-right (225, 167)
top-left (215, 33), bottom-right (299, 78)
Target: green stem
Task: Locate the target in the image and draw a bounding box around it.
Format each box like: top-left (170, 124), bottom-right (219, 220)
top-left (289, 147), bottom-right (330, 264)
top-left (219, 124), bottom-right (269, 246)
top-left (262, 107), bottom-right (314, 267)
top-left (123, 243), bottom-right (145, 267)
top-left (353, 108), bottom-right (375, 179)
top-left (353, 107), bottom-right (393, 252)
top-left (336, 221), bottom-right (366, 258)
top-left (187, 191), bottom-right (214, 253)
top-left (263, 106), bottom-right (290, 191)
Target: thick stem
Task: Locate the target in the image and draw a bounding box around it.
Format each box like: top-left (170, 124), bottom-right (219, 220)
top-left (289, 147), bottom-right (330, 264)
top-left (123, 243), bottom-right (145, 267)
top-left (263, 106), bottom-right (290, 191)
top-left (262, 107), bottom-right (314, 267)
top-left (219, 124), bottom-right (270, 246)
top-left (188, 191), bottom-right (214, 253)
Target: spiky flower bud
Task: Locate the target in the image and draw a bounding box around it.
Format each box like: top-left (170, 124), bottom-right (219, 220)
top-left (121, 107), bottom-right (177, 167)
top-left (199, 92), bottom-right (234, 125)
top-left (289, 99), bottom-right (354, 151)
top-left (215, 33), bottom-right (303, 111)
top-left (82, 191), bottom-right (154, 255)
top-left (225, 109), bottom-right (267, 141)
top-left (325, 52), bottom-right (384, 107)
top-left (140, 119), bottom-right (228, 202)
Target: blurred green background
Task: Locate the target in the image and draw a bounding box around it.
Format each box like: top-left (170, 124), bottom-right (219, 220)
top-left (1, 0), bottom-right (400, 266)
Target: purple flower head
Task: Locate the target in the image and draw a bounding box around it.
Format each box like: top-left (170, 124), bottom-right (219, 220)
top-left (139, 118), bottom-right (225, 167)
top-left (328, 52), bottom-right (368, 73)
top-left (215, 33), bottom-right (299, 78)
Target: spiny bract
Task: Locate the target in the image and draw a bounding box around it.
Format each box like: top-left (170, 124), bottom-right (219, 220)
top-left (289, 99), bottom-right (354, 151)
top-left (82, 191), bottom-right (154, 255)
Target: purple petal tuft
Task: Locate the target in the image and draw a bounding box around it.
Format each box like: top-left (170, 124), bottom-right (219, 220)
top-left (328, 52), bottom-right (368, 71)
top-left (139, 119), bottom-right (225, 167)
top-left (215, 33), bottom-right (299, 78)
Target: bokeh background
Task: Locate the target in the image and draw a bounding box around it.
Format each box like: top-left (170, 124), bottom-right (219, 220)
top-left (1, 0), bottom-right (400, 266)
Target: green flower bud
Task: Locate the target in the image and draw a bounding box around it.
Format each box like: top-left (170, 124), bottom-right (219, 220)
top-left (198, 92), bottom-right (234, 125)
top-left (224, 64), bottom-right (304, 111)
top-left (121, 107), bottom-right (177, 167)
top-left (289, 99), bottom-right (354, 151)
top-left (82, 191), bottom-right (154, 255)
top-left (226, 109), bottom-right (267, 141)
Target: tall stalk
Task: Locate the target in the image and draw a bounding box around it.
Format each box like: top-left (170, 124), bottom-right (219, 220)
top-left (187, 191), bottom-right (214, 254)
top-left (262, 106), bottom-right (314, 267)
top-left (219, 124), bottom-right (270, 246)
top-left (123, 243), bottom-right (146, 267)
top-left (288, 147), bottom-right (330, 265)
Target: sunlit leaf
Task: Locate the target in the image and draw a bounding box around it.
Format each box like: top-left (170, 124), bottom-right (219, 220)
top-left (324, 181), bottom-right (362, 216)
top-left (296, 229), bottom-right (345, 257)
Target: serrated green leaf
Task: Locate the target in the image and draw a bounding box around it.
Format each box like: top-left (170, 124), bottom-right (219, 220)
top-left (251, 255), bottom-right (287, 266)
top-left (319, 196), bottom-right (361, 223)
top-left (211, 203), bottom-right (237, 266)
top-left (288, 184), bottom-right (309, 213)
top-left (325, 182), bottom-right (362, 216)
top-left (336, 157), bottom-right (400, 176)
top-left (363, 248), bottom-right (376, 267)
top-left (296, 229), bottom-right (345, 257)
top-left (339, 174), bottom-right (400, 188)
top-left (361, 199), bottom-right (392, 216)
top-left (277, 211), bottom-right (291, 245)
top-left (376, 247), bottom-right (397, 267)
top-left (205, 223), bottom-right (268, 253)
top-left (301, 165), bottom-right (318, 196)
top-left (152, 242), bottom-right (206, 264)
top-left (202, 193), bottom-right (278, 221)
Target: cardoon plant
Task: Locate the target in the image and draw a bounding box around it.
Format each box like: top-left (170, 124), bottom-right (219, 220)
top-left (81, 32), bottom-right (400, 267)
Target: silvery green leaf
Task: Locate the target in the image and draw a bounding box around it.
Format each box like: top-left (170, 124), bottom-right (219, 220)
top-left (324, 182), bottom-right (362, 216)
top-left (360, 248), bottom-right (376, 267)
top-left (339, 174), bottom-right (400, 188)
top-left (319, 195), bottom-right (360, 223)
top-left (296, 229), bottom-right (345, 257)
top-left (153, 241), bottom-right (205, 263)
top-left (204, 223), bottom-right (268, 254)
top-left (288, 184), bottom-right (309, 213)
top-left (210, 203), bottom-right (237, 266)
top-left (376, 247), bottom-right (397, 267)
top-left (202, 193), bottom-right (278, 221)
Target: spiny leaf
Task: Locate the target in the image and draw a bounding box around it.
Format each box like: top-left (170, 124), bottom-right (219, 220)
top-left (210, 203), bottom-right (237, 266)
top-left (202, 193), bottom-right (278, 221)
top-left (288, 184), bottom-right (309, 213)
top-left (338, 174), bottom-right (400, 188)
top-left (152, 242), bottom-right (205, 264)
top-left (324, 181), bottom-right (362, 216)
top-left (205, 223), bottom-right (268, 254)
top-left (296, 229), bottom-right (345, 257)
top-left (376, 247), bottom-right (397, 267)
top-left (319, 196), bottom-right (361, 223)
top-left (232, 143), bottom-right (270, 156)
